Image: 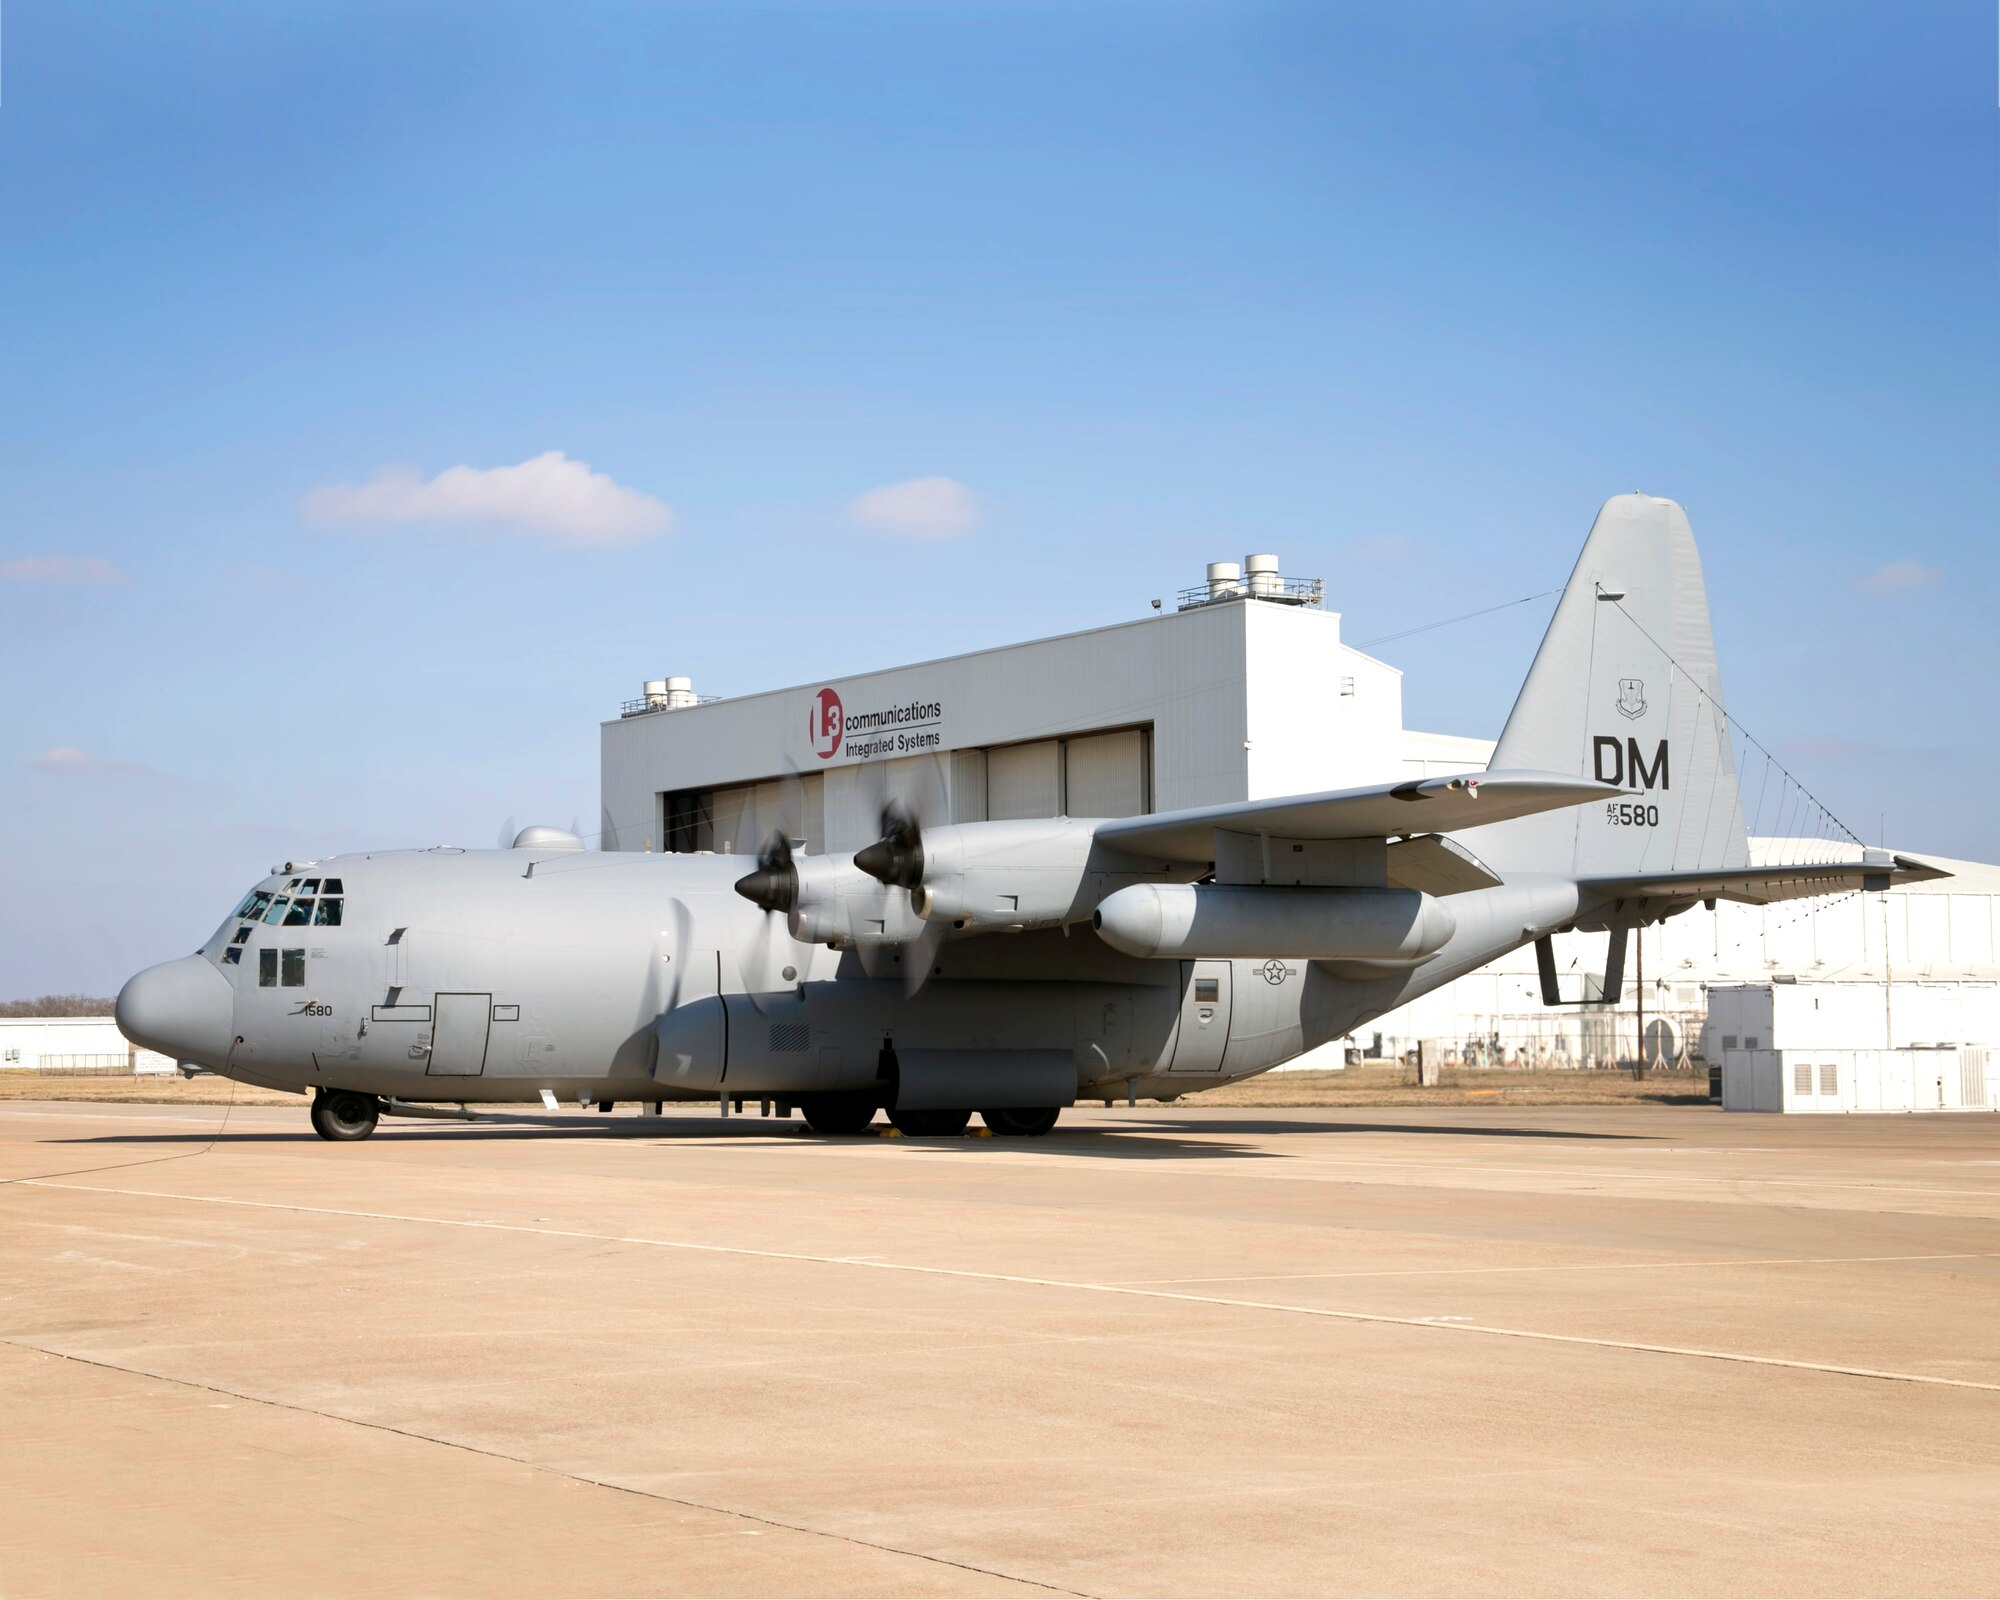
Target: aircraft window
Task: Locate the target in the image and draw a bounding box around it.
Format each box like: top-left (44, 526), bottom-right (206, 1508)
top-left (1194, 978), bottom-right (1220, 1003)
top-left (287, 878), bottom-right (302, 890)
top-left (284, 898), bottom-right (314, 926)
top-left (321, 878), bottom-right (344, 895)
top-left (221, 947), bottom-right (242, 966)
top-left (301, 879), bottom-right (321, 894)
top-left (264, 896), bottom-right (291, 925)
top-left (259, 949), bottom-right (278, 987)
top-left (313, 898), bottom-right (343, 926)
top-left (281, 949), bottom-right (305, 987)
top-left (235, 891), bottom-right (273, 921)
top-left (231, 927), bottom-right (252, 945)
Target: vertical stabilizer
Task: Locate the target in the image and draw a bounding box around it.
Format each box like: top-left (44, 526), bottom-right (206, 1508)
top-left (1471, 495), bottom-right (1747, 879)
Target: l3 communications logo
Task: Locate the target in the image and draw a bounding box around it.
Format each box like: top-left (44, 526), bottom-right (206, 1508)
top-left (809, 687), bottom-right (845, 760)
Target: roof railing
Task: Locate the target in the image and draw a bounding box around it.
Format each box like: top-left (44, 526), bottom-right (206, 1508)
top-left (1176, 575), bottom-right (1324, 612)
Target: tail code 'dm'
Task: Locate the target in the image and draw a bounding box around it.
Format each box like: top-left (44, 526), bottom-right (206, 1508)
top-left (1594, 736), bottom-right (1670, 791)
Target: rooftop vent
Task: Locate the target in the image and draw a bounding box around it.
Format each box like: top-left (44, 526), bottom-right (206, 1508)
top-left (1178, 553), bottom-right (1323, 612)
top-left (622, 675), bottom-right (716, 718)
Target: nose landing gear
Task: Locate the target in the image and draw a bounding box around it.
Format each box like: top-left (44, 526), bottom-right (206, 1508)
top-left (310, 1088), bottom-right (381, 1142)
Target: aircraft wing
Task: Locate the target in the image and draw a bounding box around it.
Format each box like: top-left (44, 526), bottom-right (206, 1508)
top-left (1094, 770), bottom-right (1620, 863)
top-left (1581, 853), bottom-right (1951, 907)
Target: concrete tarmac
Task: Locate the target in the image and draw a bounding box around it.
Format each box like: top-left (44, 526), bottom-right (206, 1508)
top-left (1, 1098), bottom-right (1996, 1597)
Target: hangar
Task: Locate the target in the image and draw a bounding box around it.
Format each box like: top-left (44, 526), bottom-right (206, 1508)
top-left (600, 552), bottom-right (1998, 1083)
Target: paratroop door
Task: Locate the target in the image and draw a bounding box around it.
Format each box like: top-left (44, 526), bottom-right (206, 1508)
top-left (428, 992), bottom-right (492, 1076)
top-left (1164, 960), bottom-right (1231, 1073)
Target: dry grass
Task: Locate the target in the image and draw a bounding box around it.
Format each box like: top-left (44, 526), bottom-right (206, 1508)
top-left (3, 1066), bottom-right (1710, 1110)
top-left (0, 1074), bottom-right (302, 1106)
top-left (1176, 1065), bottom-right (1711, 1108)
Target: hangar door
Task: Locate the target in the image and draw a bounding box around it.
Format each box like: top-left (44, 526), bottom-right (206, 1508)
top-left (985, 728), bottom-right (1151, 821)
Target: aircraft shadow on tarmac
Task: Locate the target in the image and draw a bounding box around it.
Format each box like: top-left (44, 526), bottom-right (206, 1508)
top-left (43, 1112), bottom-right (1649, 1158)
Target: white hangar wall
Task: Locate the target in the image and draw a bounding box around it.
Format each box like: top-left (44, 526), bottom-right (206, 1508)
top-left (600, 578), bottom-right (1434, 859)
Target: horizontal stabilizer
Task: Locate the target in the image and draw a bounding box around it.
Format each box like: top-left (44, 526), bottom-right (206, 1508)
top-left (1095, 771), bottom-right (1621, 864)
top-left (1582, 853), bottom-right (1950, 907)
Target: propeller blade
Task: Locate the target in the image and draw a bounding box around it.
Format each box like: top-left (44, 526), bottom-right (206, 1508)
top-left (902, 914), bottom-right (947, 998)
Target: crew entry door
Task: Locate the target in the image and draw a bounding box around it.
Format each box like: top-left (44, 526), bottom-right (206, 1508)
top-left (428, 992), bottom-right (492, 1076)
top-left (1164, 961), bottom-right (1231, 1073)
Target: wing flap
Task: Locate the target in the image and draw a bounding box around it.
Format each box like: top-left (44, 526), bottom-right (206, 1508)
top-left (1095, 770), bottom-right (1620, 864)
top-left (1385, 833), bottom-right (1505, 896)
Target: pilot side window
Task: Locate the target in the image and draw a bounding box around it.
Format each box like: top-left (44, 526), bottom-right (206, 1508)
top-left (313, 897), bottom-right (342, 925)
top-left (281, 949), bottom-right (306, 987)
top-left (221, 947), bottom-right (241, 966)
top-left (264, 896), bottom-right (291, 925)
top-left (259, 949), bottom-right (278, 987)
top-left (284, 898), bottom-right (314, 925)
top-left (235, 890), bottom-right (273, 921)
top-left (231, 927), bottom-right (252, 944)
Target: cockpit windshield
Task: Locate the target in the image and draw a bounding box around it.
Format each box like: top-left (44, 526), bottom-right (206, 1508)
top-left (234, 878), bottom-right (344, 931)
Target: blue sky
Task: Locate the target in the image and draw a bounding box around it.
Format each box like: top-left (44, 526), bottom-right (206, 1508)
top-left (2, 1), bottom-right (1993, 995)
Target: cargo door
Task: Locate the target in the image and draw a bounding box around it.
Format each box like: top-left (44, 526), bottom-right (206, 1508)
top-left (428, 992), bottom-right (492, 1076)
top-left (1163, 960), bottom-right (1231, 1073)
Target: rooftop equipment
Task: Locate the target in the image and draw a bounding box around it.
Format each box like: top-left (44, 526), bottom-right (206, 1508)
top-left (1178, 552), bottom-right (1323, 612)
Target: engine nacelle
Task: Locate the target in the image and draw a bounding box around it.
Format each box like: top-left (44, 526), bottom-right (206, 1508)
top-left (787, 855), bottom-right (928, 947)
top-left (1092, 883), bottom-right (1455, 963)
top-left (910, 818), bottom-right (1104, 930)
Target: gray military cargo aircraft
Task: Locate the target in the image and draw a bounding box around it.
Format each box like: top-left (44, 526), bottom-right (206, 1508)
top-left (117, 495), bottom-right (1944, 1141)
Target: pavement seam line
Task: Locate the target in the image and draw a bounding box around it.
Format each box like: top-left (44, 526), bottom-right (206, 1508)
top-left (0, 1337), bottom-right (1091, 1599)
top-left (1114, 1250), bottom-right (2000, 1285)
top-left (22, 1178), bottom-right (2000, 1394)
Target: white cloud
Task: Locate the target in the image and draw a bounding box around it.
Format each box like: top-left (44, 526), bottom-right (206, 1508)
top-left (28, 747), bottom-right (148, 775)
top-left (1857, 559), bottom-right (1941, 594)
top-left (0, 556), bottom-right (131, 585)
top-left (303, 451), bottom-right (674, 547)
top-left (847, 476), bottom-right (980, 539)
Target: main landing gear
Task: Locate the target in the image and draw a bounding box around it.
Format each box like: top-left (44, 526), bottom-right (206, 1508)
top-left (887, 1108), bottom-right (972, 1137)
top-left (799, 1098), bottom-right (1064, 1138)
top-left (979, 1106), bottom-right (1061, 1137)
top-left (310, 1087), bottom-right (381, 1142)
top-left (796, 1093), bottom-right (879, 1136)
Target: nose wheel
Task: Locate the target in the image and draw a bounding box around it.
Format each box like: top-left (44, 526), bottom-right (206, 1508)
top-left (311, 1088), bottom-right (381, 1142)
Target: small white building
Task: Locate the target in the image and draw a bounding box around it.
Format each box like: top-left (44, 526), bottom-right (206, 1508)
top-left (1, 1016), bottom-right (175, 1075)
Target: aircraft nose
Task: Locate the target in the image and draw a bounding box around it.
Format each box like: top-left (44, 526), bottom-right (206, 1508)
top-left (116, 955), bottom-right (234, 1068)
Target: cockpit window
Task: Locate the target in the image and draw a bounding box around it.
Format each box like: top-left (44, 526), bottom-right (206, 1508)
top-left (300, 878), bottom-right (320, 894)
top-left (313, 897), bottom-right (343, 926)
top-left (221, 947), bottom-right (242, 966)
top-left (235, 890), bottom-right (273, 921)
top-left (321, 878), bottom-right (343, 895)
top-left (283, 898), bottom-right (314, 926)
top-left (259, 949), bottom-right (278, 987)
top-left (264, 896), bottom-right (291, 925)
top-left (281, 949), bottom-right (305, 986)
top-left (231, 927), bottom-right (251, 945)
